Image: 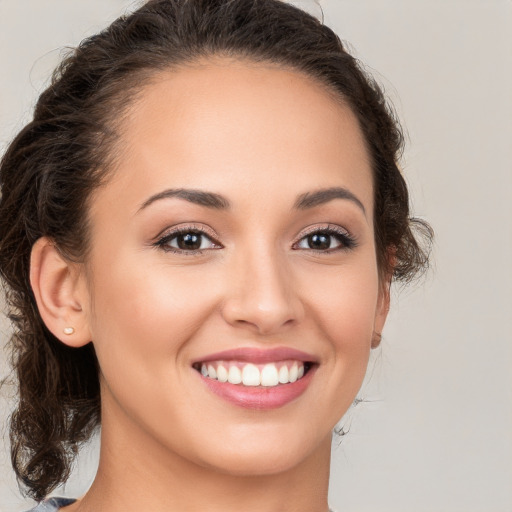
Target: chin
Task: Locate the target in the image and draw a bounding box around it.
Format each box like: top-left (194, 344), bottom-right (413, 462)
top-left (194, 426), bottom-right (330, 477)
top-left (202, 449), bottom-right (310, 477)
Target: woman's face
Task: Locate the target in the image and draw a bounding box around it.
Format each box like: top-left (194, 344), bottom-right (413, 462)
top-left (80, 58), bottom-right (389, 475)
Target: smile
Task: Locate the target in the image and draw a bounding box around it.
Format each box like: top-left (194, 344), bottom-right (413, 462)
top-left (193, 360), bottom-right (309, 387)
top-left (192, 347), bottom-right (317, 409)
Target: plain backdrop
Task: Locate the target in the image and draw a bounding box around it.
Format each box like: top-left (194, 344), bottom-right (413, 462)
top-left (1, 1), bottom-right (511, 511)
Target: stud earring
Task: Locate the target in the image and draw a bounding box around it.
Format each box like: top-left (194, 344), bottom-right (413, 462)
top-left (63, 327), bottom-right (75, 335)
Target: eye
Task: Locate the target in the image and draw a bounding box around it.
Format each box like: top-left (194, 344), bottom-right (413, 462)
top-left (154, 226), bottom-right (221, 255)
top-left (294, 225), bottom-right (357, 252)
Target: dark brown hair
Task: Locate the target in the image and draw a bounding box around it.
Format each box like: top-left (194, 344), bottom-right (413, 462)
top-left (0, 0), bottom-right (432, 501)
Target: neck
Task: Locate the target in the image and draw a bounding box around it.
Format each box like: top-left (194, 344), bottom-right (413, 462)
top-left (70, 394), bottom-right (332, 512)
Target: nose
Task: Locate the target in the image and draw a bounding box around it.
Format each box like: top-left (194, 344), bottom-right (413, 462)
top-left (220, 246), bottom-right (304, 336)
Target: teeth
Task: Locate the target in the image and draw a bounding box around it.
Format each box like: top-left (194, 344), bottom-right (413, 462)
top-left (228, 365), bottom-right (242, 384)
top-left (261, 364), bottom-right (279, 387)
top-left (207, 364), bottom-right (217, 379)
top-left (242, 364), bottom-right (261, 386)
top-left (217, 364), bottom-right (228, 382)
top-left (289, 363), bottom-right (298, 383)
top-left (199, 360), bottom-right (307, 387)
top-left (278, 365), bottom-right (289, 384)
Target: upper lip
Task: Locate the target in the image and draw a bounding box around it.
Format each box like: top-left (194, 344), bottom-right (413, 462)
top-left (192, 347), bottom-right (318, 365)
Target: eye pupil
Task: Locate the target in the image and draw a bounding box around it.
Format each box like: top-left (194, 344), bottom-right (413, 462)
top-left (308, 233), bottom-right (330, 250)
top-left (178, 232), bottom-right (201, 250)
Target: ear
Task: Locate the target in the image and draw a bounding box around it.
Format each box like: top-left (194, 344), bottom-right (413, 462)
top-left (30, 237), bottom-right (91, 347)
top-left (372, 280), bottom-right (391, 349)
top-left (371, 250), bottom-right (395, 349)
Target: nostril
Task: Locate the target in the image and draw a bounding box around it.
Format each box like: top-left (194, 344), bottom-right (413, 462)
top-left (219, 274), bottom-right (304, 335)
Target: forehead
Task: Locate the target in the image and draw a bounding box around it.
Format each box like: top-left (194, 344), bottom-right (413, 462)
top-left (95, 57), bottom-right (374, 220)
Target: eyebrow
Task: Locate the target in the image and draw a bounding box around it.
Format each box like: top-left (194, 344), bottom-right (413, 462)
top-left (138, 186), bottom-right (366, 215)
top-left (138, 188), bottom-right (230, 211)
top-left (294, 187), bottom-right (366, 214)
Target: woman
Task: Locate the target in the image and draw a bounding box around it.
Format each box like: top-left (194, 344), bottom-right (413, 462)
top-left (0, 0), bottom-right (432, 511)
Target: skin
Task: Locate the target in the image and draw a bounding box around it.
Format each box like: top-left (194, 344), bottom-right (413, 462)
top-left (30, 57), bottom-right (390, 512)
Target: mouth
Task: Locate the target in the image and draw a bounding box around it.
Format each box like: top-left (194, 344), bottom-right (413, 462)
top-left (191, 347), bottom-right (318, 409)
top-left (192, 360), bottom-right (313, 387)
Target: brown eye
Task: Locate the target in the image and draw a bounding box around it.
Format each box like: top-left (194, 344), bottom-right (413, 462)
top-left (156, 228), bottom-right (220, 254)
top-left (295, 227), bottom-right (357, 252)
top-left (306, 232), bottom-right (333, 250)
top-left (175, 232), bottom-right (203, 250)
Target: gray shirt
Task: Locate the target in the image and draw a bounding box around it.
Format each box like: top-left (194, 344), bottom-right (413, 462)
top-left (26, 497), bottom-right (337, 511)
top-left (26, 498), bottom-right (76, 511)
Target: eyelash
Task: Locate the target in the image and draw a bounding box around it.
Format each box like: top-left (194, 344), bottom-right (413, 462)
top-left (153, 223), bottom-right (357, 256)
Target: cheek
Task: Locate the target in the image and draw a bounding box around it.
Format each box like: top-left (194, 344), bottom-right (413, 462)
top-left (302, 256), bottom-right (380, 388)
top-left (86, 254), bottom-right (220, 369)
top-left (84, 256), bottom-right (214, 428)
top-left (308, 259), bottom-right (380, 338)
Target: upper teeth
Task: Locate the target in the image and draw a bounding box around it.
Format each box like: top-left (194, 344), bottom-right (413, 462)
top-left (199, 361), bottom-right (306, 387)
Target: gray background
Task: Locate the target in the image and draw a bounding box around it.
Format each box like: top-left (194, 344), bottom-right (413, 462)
top-left (1, 1), bottom-right (511, 511)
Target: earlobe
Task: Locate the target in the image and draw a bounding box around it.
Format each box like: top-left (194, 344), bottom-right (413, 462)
top-left (30, 237), bottom-right (91, 347)
top-left (371, 331), bottom-right (382, 349)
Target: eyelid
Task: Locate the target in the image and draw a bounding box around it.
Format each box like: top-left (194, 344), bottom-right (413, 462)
top-left (153, 223), bottom-right (218, 242)
top-left (296, 223), bottom-right (351, 240)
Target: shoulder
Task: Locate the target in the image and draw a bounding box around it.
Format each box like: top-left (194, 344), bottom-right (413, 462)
top-left (24, 497), bottom-right (77, 512)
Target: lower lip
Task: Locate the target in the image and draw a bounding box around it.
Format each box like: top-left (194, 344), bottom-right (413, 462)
top-left (197, 366), bottom-right (316, 410)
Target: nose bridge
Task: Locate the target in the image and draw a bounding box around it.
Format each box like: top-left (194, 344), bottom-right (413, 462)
top-left (221, 236), bottom-right (303, 334)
